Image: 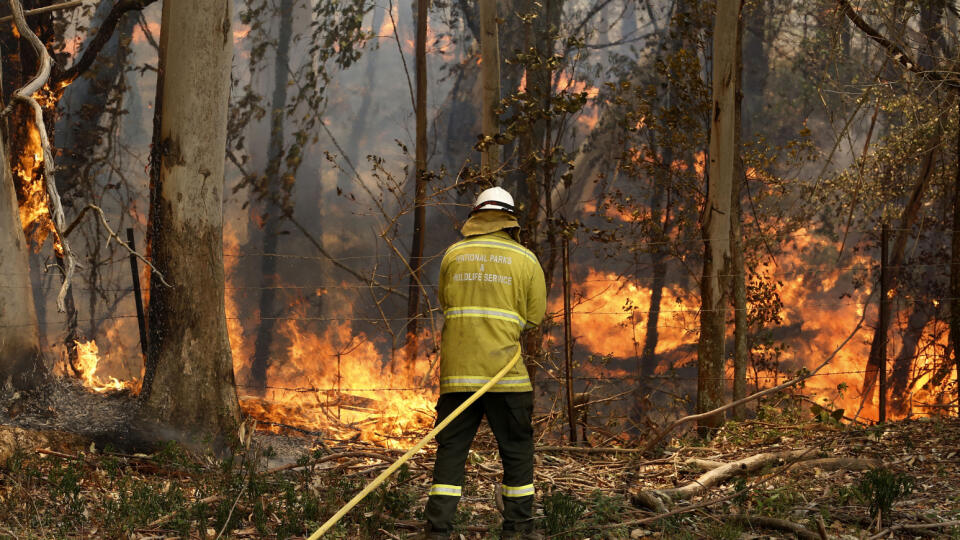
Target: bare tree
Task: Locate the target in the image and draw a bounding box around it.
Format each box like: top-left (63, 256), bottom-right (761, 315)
top-left (139, 0), bottom-right (240, 447)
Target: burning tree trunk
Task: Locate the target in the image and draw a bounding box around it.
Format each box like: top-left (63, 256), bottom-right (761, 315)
top-left (404, 0), bottom-right (428, 357)
top-left (478, 0), bottom-right (500, 173)
top-left (0, 131), bottom-right (46, 389)
top-left (139, 0), bottom-right (240, 447)
top-left (251, 0), bottom-right (295, 394)
top-left (698, 0), bottom-right (742, 432)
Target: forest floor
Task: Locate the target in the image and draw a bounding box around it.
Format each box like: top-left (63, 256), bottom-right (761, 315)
top-left (0, 379), bottom-right (959, 538)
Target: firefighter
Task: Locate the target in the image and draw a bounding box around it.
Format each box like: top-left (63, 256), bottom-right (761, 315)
top-left (421, 186), bottom-right (547, 540)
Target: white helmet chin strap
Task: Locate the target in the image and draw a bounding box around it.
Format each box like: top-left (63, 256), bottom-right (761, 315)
top-left (473, 200), bottom-right (516, 214)
top-left (472, 186), bottom-right (516, 215)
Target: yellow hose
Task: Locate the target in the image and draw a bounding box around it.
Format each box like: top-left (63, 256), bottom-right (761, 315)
top-left (307, 348), bottom-right (523, 539)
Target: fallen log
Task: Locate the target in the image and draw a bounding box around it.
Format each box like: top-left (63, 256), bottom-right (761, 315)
top-left (866, 519), bottom-right (960, 540)
top-left (728, 514), bottom-right (821, 540)
top-left (681, 457), bottom-right (726, 471)
top-left (790, 457), bottom-right (881, 471)
top-left (634, 449), bottom-right (816, 509)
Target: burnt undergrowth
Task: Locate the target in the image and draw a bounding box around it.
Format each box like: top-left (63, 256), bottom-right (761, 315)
top-left (1, 380), bottom-right (960, 538)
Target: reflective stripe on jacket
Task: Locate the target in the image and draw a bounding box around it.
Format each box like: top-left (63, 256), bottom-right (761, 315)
top-left (438, 226), bottom-right (546, 394)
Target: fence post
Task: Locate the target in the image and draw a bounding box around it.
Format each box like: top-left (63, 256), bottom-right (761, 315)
top-left (879, 222), bottom-right (888, 423)
top-left (126, 228), bottom-right (148, 362)
top-left (561, 235), bottom-right (578, 444)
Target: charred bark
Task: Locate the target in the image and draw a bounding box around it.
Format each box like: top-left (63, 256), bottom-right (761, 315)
top-left (139, 0), bottom-right (239, 449)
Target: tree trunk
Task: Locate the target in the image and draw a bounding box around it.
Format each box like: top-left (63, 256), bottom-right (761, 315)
top-left (952, 97), bottom-right (960, 417)
top-left (250, 0), bottom-right (294, 394)
top-left (860, 133), bottom-right (940, 407)
top-left (698, 0), bottom-right (742, 432)
top-left (889, 303), bottom-right (932, 415)
top-left (741, 0), bottom-right (767, 135)
top-left (639, 0), bottom-right (686, 417)
top-left (338, 5), bottom-right (384, 191)
top-left (730, 155), bottom-right (747, 419)
top-left (0, 131), bottom-right (45, 390)
top-left (478, 0), bottom-right (500, 172)
top-left (404, 0), bottom-right (428, 357)
top-left (139, 0), bottom-right (239, 448)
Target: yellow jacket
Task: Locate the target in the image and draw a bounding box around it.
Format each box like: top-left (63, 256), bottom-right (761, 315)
top-left (438, 211), bottom-right (547, 394)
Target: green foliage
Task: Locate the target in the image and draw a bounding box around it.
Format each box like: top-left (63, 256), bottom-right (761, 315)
top-left (855, 468), bottom-right (915, 521)
top-left (754, 485), bottom-right (802, 518)
top-left (809, 402), bottom-right (845, 425)
top-left (542, 490), bottom-right (587, 538)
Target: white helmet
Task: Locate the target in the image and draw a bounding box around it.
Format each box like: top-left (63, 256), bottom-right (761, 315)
top-left (472, 186), bottom-right (515, 214)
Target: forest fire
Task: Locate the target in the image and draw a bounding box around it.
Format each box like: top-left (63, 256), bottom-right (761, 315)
top-left (221, 235), bottom-right (436, 447)
top-left (236, 317), bottom-right (436, 448)
top-left (551, 226), bottom-right (957, 424)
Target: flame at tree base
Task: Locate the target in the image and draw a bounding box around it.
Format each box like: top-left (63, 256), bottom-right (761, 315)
top-left (73, 340), bottom-right (138, 393)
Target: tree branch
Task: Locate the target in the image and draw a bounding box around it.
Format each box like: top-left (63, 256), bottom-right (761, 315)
top-left (54, 0), bottom-right (159, 86)
top-left (63, 204), bottom-right (171, 287)
top-left (0, 0), bottom-right (83, 23)
top-left (836, 0), bottom-right (960, 89)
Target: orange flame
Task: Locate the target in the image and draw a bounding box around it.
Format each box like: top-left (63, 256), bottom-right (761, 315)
top-left (16, 121), bottom-right (53, 249)
top-left (73, 340), bottom-right (136, 393)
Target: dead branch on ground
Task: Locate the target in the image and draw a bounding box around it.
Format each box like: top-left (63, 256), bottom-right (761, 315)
top-left (638, 448), bottom-right (816, 508)
top-left (728, 514), bottom-right (821, 540)
top-left (867, 519), bottom-right (960, 540)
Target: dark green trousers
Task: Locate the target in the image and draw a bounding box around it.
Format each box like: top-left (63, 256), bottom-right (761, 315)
top-left (424, 391), bottom-right (535, 533)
